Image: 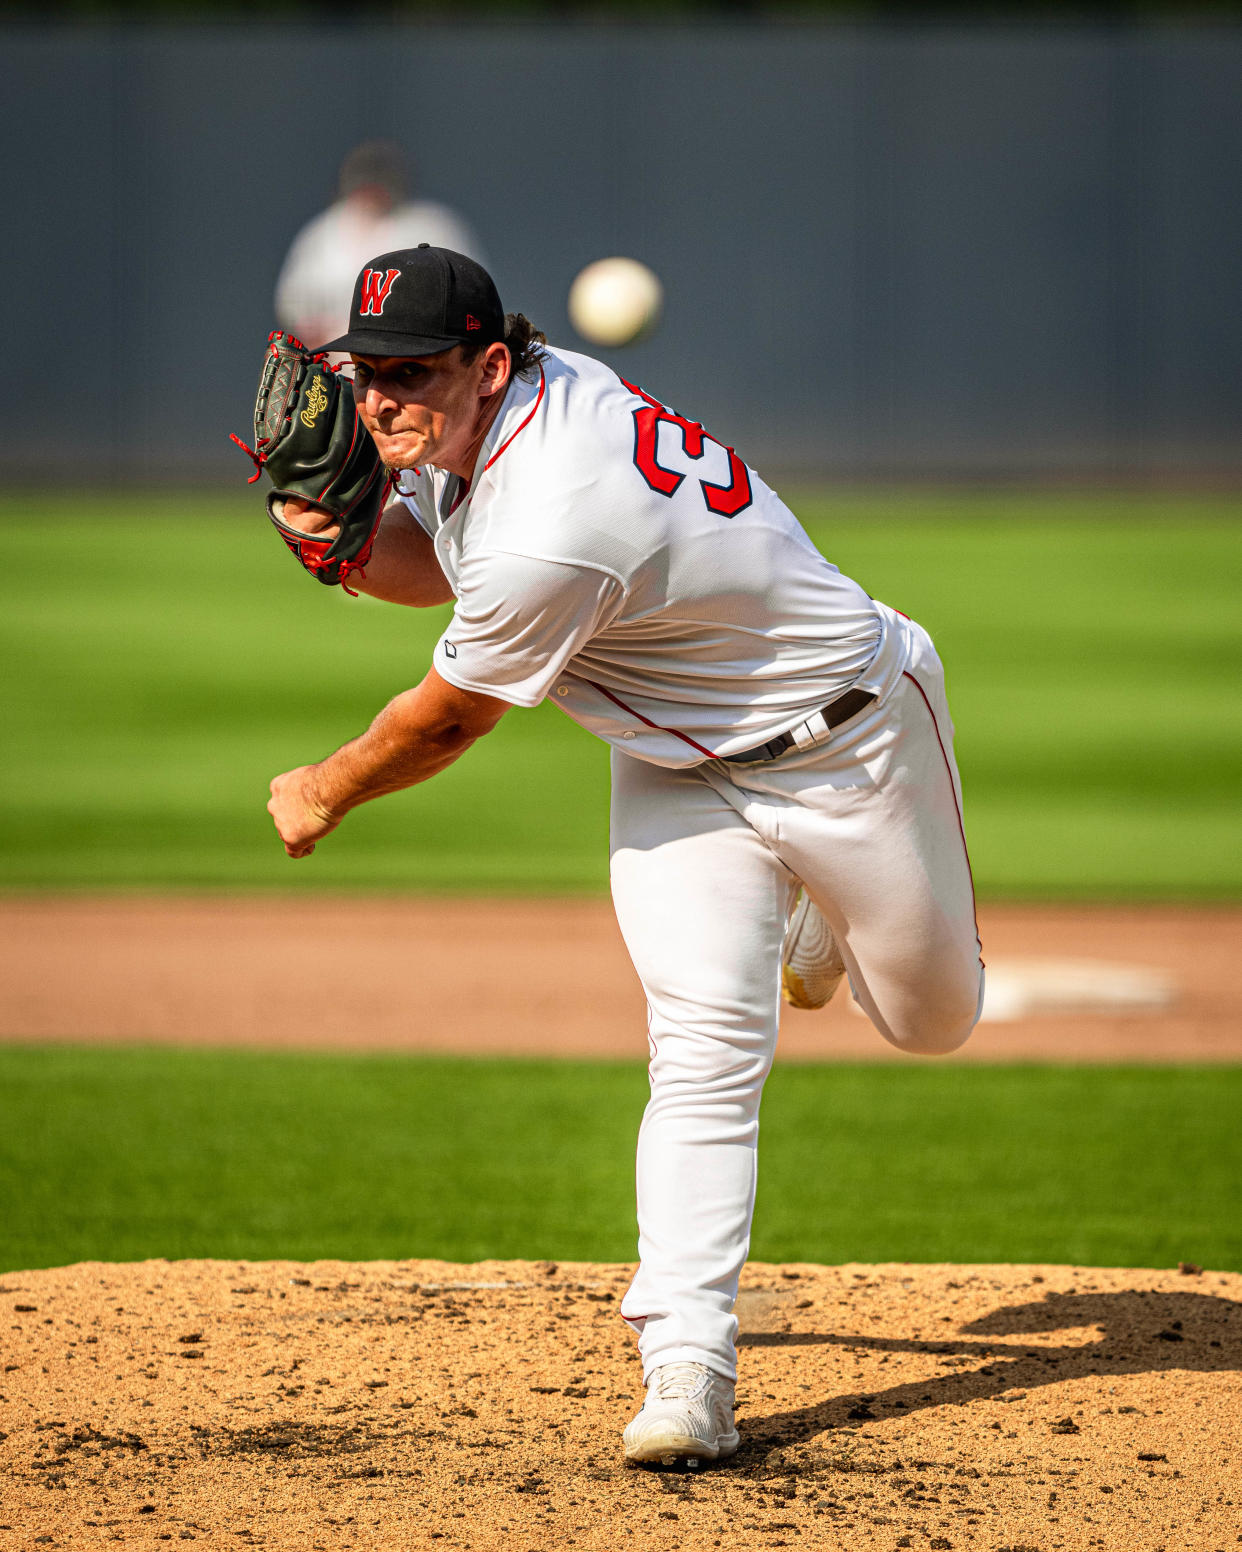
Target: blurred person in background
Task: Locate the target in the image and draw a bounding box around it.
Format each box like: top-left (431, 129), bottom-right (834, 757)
top-left (274, 141), bottom-right (486, 350)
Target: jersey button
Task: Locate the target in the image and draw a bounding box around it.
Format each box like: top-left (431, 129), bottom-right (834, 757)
top-left (622, 730), bottom-right (636, 740)
top-left (556, 685), bottom-right (569, 697)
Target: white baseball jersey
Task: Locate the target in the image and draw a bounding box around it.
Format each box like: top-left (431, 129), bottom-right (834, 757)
top-left (396, 346), bottom-right (912, 768)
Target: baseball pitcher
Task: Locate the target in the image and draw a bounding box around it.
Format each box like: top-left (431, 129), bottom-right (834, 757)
top-left (234, 245), bottom-right (984, 1466)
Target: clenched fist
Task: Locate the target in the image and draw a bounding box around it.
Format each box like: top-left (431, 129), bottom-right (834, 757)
top-left (267, 765), bottom-right (340, 859)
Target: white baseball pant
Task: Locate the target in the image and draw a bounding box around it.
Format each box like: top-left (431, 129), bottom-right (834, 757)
top-left (612, 618), bottom-right (984, 1382)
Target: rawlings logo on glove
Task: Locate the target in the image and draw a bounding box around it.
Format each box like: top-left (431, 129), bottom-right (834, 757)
top-left (300, 375), bottom-right (330, 429)
top-left (230, 331), bottom-right (390, 591)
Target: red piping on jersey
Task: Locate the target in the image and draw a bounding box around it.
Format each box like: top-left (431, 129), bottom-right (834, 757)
top-left (482, 366), bottom-right (546, 472)
top-left (585, 679), bottom-right (719, 761)
top-left (901, 670), bottom-right (983, 960)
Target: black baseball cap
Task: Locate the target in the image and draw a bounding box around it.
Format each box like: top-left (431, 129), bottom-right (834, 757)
top-left (321, 245), bottom-right (505, 358)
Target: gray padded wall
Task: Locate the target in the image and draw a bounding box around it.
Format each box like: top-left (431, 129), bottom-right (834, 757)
top-left (2, 23), bottom-right (1239, 482)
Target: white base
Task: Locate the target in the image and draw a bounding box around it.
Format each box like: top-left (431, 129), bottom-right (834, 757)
top-left (847, 955), bottom-right (1177, 1023)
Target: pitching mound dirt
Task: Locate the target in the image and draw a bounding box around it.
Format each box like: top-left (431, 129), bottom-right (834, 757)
top-left (1, 1259), bottom-right (1237, 1551)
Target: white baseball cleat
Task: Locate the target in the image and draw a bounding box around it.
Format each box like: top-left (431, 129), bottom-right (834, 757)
top-left (780, 890), bottom-right (846, 1010)
top-left (623, 1362), bottom-right (740, 1466)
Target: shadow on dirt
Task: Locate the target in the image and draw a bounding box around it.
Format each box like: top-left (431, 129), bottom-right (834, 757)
top-left (731, 1286), bottom-right (1242, 1467)
top-left (190, 1419), bottom-right (376, 1460)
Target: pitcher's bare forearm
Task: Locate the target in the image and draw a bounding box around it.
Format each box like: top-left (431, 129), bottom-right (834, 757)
top-left (267, 668), bottom-right (509, 858)
top-left (310, 675), bottom-right (503, 812)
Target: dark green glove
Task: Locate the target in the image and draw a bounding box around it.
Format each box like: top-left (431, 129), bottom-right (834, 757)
top-left (230, 331), bottom-right (389, 589)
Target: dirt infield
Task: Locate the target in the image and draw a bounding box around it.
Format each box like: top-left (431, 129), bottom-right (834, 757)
top-left (1, 897), bottom-right (1240, 1062)
top-left (2, 898), bottom-right (1239, 1548)
top-left (1, 1258), bottom-right (1238, 1551)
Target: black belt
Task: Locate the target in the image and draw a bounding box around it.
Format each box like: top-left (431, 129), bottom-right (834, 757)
top-left (725, 686), bottom-right (877, 764)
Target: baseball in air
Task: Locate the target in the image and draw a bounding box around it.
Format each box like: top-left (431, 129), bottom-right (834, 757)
top-left (568, 258), bottom-right (663, 347)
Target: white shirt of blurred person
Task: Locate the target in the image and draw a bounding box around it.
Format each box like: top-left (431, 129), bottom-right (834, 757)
top-left (274, 141), bottom-right (486, 351)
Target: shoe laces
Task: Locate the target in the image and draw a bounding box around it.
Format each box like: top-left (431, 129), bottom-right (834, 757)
top-left (648, 1362), bottom-right (710, 1401)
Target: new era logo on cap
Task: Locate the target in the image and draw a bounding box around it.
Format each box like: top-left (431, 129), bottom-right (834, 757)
top-left (320, 247), bottom-right (505, 359)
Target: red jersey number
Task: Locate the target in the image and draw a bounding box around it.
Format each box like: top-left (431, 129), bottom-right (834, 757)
top-left (622, 379), bottom-right (753, 518)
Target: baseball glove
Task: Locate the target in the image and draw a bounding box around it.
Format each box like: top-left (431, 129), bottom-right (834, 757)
top-left (230, 331), bottom-right (389, 590)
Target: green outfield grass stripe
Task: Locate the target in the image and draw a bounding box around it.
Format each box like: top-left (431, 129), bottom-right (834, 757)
top-left (1, 1046), bottom-right (1237, 1275)
top-left (2, 494), bottom-right (1239, 897)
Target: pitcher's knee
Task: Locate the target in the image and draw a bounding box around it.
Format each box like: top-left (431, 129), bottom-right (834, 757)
top-left (903, 1008), bottom-right (976, 1056)
top-left (874, 967), bottom-right (984, 1057)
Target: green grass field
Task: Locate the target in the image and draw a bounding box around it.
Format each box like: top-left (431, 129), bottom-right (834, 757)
top-left (1, 1046), bottom-right (1237, 1276)
top-left (4, 494), bottom-right (1237, 1281)
top-left (3, 490), bottom-right (1240, 898)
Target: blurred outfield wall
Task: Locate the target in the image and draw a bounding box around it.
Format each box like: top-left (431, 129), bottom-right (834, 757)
top-left (2, 22), bottom-right (1240, 483)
